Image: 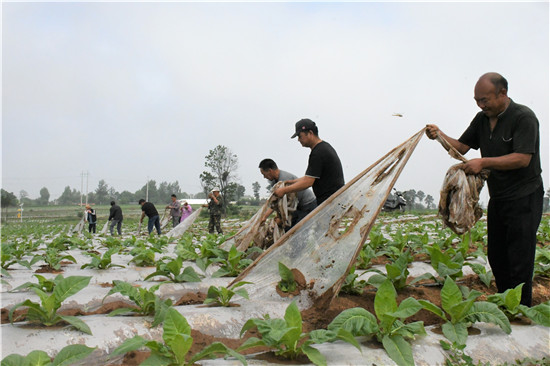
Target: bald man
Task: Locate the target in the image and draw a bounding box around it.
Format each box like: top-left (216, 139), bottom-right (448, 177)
top-left (426, 72), bottom-right (543, 306)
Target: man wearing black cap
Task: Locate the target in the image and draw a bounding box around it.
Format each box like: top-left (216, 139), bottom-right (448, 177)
top-left (273, 119), bottom-right (344, 205)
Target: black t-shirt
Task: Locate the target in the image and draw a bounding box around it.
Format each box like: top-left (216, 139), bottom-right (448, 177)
top-left (305, 141), bottom-right (345, 204)
top-left (458, 99), bottom-right (542, 200)
top-left (141, 202), bottom-right (159, 217)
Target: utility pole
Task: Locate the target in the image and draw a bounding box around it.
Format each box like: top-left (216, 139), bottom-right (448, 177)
top-left (80, 171), bottom-right (84, 207)
top-left (146, 176), bottom-right (149, 202)
top-left (85, 170), bottom-right (89, 205)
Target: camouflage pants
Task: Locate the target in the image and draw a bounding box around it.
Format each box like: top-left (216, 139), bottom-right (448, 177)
top-left (208, 214), bottom-right (223, 234)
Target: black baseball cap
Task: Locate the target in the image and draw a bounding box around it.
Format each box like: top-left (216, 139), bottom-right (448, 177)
top-left (291, 118), bottom-right (316, 138)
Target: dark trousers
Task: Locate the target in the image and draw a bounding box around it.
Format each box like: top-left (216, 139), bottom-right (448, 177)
top-left (286, 201), bottom-right (318, 231)
top-left (148, 215), bottom-right (161, 235)
top-left (88, 223), bottom-right (96, 233)
top-left (208, 214), bottom-right (223, 234)
top-left (487, 186), bottom-right (543, 306)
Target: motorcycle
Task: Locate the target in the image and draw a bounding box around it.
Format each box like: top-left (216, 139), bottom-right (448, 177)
top-left (383, 188), bottom-right (407, 212)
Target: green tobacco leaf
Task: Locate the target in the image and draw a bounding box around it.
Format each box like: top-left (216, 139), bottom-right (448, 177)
top-left (519, 302), bottom-right (550, 327)
top-left (163, 308), bottom-right (191, 345)
top-left (388, 298), bottom-right (423, 319)
top-left (302, 344), bottom-right (327, 366)
top-left (382, 334), bottom-right (414, 366)
top-left (442, 321), bottom-right (468, 346)
top-left (167, 333), bottom-right (192, 364)
top-left (328, 307), bottom-right (377, 336)
top-left (52, 344), bottom-right (95, 366)
top-left (21, 350), bottom-right (52, 366)
top-left (418, 300), bottom-right (446, 320)
top-left (504, 284), bottom-right (523, 311)
top-left (237, 336), bottom-right (266, 351)
top-left (110, 335), bottom-right (148, 357)
top-left (374, 279), bottom-right (397, 320)
top-left (53, 276), bottom-right (91, 303)
top-left (464, 302), bottom-right (511, 334)
top-left (59, 315), bottom-right (92, 335)
top-left (179, 266), bottom-right (202, 282)
top-left (441, 277), bottom-right (462, 315)
top-left (191, 342), bottom-right (248, 365)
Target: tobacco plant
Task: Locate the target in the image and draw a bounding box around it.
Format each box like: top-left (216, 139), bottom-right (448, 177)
top-left (81, 248), bottom-right (125, 270)
top-left (9, 275), bottom-right (92, 335)
top-left (327, 279), bottom-right (426, 366)
top-left (239, 301), bottom-right (360, 366)
top-left (210, 246), bottom-right (252, 277)
top-left (366, 251), bottom-right (412, 290)
top-left (2, 344), bottom-right (95, 366)
top-left (278, 262), bottom-right (297, 293)
top-left (486, 284), bottom-right (550, 326)
top-left (11, 274), bottom-right (61, 293)
top-left (104, 280), bottom-right (172, 327)
top-left (418, 276), bottom-right (511, 346)
top-left (111, 307), bottom-right (247, 366)
top-left (339, 265), bottom-right (367, 295)
top-left (34, 247), bottom-right (77, 271)
top-left (144, 257), bottom-right (202, 283)
top-left (204, 281), bottom-right (251, 307)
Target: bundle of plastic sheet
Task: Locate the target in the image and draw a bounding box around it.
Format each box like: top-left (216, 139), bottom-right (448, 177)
top-left (439, 164), bottom-right (489, 235)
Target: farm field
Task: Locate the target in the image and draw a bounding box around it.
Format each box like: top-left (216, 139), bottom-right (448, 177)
top-left (1, 212), bottom-right (549, 366)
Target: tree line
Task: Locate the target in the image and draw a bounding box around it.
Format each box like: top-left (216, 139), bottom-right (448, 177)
top-left (4, 144), bottom-right (549, 212)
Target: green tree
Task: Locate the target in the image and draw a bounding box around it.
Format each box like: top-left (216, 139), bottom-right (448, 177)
top-left (200, 145), bottom-right (239, 210)
top-left (119, 190), bottom-right (135, 204)
top-left (38, 187), bottom-right (50, 206)
top-left (416, 190), bottom-right (425, 209)
top-left (134, 180), bottom-right (159, 203)
top-left (1, 189), bottom-right (19, 221)
top-left (252, 182), bottom-right (261, 201)
top-left (95, 180), bottom-right (110, 204)
top-left (403, 189), bottom-right (416, 210)
top-left (57, 186), bottom-right (80, 205)
top-left (425, 194), bottom-right (435, 209)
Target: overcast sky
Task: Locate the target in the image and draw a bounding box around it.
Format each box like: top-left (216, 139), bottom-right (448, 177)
top-left (2, 1), bottom-right (549, 205)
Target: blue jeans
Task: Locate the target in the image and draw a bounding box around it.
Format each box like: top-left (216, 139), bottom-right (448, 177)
top-left (148, 215), bottom-right (161, 235)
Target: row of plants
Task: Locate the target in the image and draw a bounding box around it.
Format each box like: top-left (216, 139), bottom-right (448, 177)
top-left (5, 271), bottom-right (549, 366)
top-left (2, 215), bottom-right (549, 366)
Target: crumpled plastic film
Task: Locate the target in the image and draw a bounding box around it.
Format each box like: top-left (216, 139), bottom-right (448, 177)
top-left (231, 129), bottom-right (426, 310)
top-left (222, 181), bottom-right (297, 251)
top-left (166, 207), bottom-right (203, 238)
top-left (439, 164), bottom-right (489, 235)
top-left (435, 131), bottom-right (489, 235)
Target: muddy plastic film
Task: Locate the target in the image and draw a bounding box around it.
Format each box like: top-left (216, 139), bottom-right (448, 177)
top-left (231, 129), bottom-right (426, 310)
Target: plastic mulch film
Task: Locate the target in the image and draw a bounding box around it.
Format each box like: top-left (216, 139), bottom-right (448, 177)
top-left (230, 128), bottom-right (425, 310)
top-left (166, 207), bottom-right (203, 238)
top-left (72, 216), bottom-right (85, 234)
top-left (435, 132), bottom-right (489, 235)
top-left (223, 181), bottom-right (297, 251)
top-left (160, 208), bottom-right (171, 230)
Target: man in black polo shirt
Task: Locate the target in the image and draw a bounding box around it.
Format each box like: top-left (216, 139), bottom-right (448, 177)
top-left (139, 199), bottom-right (161, 235)
top-left (273, 119), bottom-right (345, 205)
top-left (426, 72), bottom-right (543, 306)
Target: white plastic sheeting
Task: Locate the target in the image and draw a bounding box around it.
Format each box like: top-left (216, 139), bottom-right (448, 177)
top-left (232, 129), bottom-right (426, 310)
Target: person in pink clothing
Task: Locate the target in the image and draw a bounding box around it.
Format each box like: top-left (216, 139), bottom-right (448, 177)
top-left (179, 201), bottom-right (193, 222)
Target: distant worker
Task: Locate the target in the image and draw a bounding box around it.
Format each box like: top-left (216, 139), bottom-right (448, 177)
top-left (202, 188), bottom-right (224, 234)
top-left (108, 201), bottom-right (123, 236)
top-left (180, 200), bottom-right (193, 222)
top-left (259, 158), bottom-right (317, 229)
top-left (139, 199), bottom-right (161, 235)
top-left (84, 205), bottom-right (97, 234)
top-left (274, 119), bottom-right (345, 205)
top-left (425, 72), bottom-right (543, 306)
top-left (166, 194), bottom-right (181, 228)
